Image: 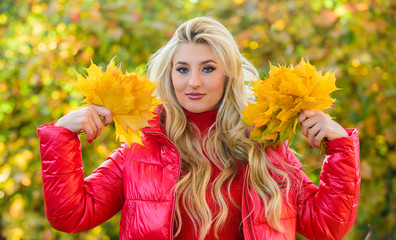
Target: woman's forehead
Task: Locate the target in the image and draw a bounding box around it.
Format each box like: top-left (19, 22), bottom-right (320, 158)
top-left (172, 43), bottom-right (220, 65)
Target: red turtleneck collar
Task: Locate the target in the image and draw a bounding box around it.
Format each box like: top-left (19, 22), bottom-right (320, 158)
top-left (183, 108), bottom-right (218, 134)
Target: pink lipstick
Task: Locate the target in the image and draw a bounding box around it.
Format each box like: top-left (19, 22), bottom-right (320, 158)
top-left (186, 92), bottom-right (205, 100)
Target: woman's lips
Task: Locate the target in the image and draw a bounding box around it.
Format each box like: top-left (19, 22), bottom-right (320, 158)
top-left (186, 92), bottom-right (205, 100)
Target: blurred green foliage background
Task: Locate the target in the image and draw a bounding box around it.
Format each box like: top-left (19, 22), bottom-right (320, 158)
top-left (0, 0), bottom-right (395, 239)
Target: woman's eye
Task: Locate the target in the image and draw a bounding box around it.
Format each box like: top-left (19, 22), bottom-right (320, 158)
top-left (176, 67), bottom-right (189, 73)
top-left (202, 66), bottom-right (216, 73)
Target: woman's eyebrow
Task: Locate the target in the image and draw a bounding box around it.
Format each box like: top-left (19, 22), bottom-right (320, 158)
top-left (175, 61), bottom-right (188, 65)
top-left (202, 59), bottom-right (217, 64)
top-left (174, 59), bottom-right (217, 66)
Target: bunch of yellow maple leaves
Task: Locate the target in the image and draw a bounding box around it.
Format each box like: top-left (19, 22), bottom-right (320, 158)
top-left (241, 59), bottom-right (339, 147)
top-left (77, 58), bottom-right (161, 145)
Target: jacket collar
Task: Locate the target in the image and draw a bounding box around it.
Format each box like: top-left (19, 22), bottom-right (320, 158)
top-left (142, 104), bottom-right (166, 135)
top-left (143, 115), bottom-right (165, 134)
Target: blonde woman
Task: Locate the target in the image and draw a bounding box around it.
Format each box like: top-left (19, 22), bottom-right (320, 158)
top-left (38, 17), bottom-right (360, 240)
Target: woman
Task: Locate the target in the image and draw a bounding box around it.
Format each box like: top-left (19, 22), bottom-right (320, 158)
top-left (38, 17), bottom-right (360, 240)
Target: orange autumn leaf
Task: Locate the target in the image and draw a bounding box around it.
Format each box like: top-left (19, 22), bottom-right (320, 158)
top-left (77, 58), bottom-right (162, 146)
top-left (241, 58), bottom-right (339, 147)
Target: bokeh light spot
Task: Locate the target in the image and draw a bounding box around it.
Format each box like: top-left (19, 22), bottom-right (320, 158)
top-left (233, 0), bottom-right (244, 4)
top-left (351, 59), bottom-right (360, 68)
top-left (249, 41), bottom-right (259, 50)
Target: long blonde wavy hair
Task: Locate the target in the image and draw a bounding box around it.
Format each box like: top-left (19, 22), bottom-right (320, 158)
top-left (147, 17), bottom-right (290, 239)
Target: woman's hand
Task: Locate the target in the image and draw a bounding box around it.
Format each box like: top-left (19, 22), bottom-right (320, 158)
top-left (55, 105), bottom-right (113, 143)
top-left (298, 110), bottom-right (348, 148)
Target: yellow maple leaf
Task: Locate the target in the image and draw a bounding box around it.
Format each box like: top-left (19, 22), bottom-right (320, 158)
top-left (241, 58), bottom-right (339, 147)
top-left (77, 58), bottom-right (161, 146)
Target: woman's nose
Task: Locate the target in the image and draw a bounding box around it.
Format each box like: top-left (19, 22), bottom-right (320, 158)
top-left (188, 70), bottom-right (202, 88)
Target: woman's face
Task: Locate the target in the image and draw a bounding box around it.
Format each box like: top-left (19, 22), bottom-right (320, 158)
top-left (171, 43), bottom-right (227, 113)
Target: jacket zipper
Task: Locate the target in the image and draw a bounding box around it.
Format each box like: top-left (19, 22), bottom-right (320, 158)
top-left (143, 131), bottom-right (182, 240)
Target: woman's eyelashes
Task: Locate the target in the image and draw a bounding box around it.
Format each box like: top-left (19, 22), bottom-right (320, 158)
top-left (176, 67), bottom-right (189, 73)
top-left (202, 65), bottom-right (216, 73)
top-left (175, 65), bottom-right (216, 74)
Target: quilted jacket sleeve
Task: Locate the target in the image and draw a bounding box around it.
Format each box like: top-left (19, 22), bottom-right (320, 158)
top-left (37, 123), bottom-right (125, 233)
top-left (287, 129), bottom-right (360, 240)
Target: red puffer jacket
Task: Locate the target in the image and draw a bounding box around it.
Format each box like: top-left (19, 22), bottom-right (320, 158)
top-left (37, 116), bottom-right (360, 240)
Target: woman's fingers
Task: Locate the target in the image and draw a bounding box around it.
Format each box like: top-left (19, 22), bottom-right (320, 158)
top-left (82, 120), bottom-right (95, 143)
top-left (56, 105), bottom-right (113, 143)
top-left (88, 106), bottom-right (112, 142)
top-left (298, 110), bottom-right (348, 148)
top-left (297, 109), bottom-right (318, 125)
top-left (83, 106), bottom-right (111, 143)
top-left (299, 111), bottom-right (324, 138)
top-left (79, 108), bottom-right (97, 143)
top-left (91, 108), bottom-right (104, 138)
top-left (314, 129), bottom-right (327, 147)
top-left (300, 115), bottom-right (316, 137)
top-left (92, 105), bottom-right (113, 126)
top-left (307, 122), bottom-right (322, 147)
